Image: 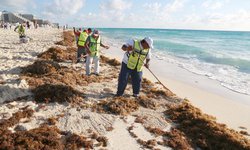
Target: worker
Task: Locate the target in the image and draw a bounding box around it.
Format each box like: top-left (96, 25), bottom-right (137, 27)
top-left (76, 29), bottom-right (88, 63)
top-left (14, 22), bottom-right (29, 43)
top-left (14, 23), bottom-right (25, 38)
top-left (84, 29), bottom-right (109, 76)
top-left (116, 37), bottom-right (153, 97)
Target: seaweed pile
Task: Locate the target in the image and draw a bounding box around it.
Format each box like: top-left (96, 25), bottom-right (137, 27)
top-left (55, 31), bottom-right (75, 47)
top-left (92, 97), bottom-right (139, 115)
top-left (165, 101), bottom-right (250, 149)
top-left (38, 47), bottom-right (76, 62)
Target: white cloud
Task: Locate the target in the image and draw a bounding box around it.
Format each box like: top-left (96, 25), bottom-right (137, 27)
top-left (183, 9), bottom-right (250, 31)
top-left (98, 0), bottom-right (132, 23)
top-left (0, 0), bottom-right (36, 13)
top-left (143, 0), bottom-right (186, 23)
top-left (100, 0), bottom-right (132, 11)
top-left (143, 2), bottom-right (162, 14)
top-left (167, 0), bottom-right (186, 13)
top-left (43, 0), bottom-right (85, 19)
top-left (202, 0), bottom-right (229, 10)
top-left (0, 0), bottom-right (30, 8)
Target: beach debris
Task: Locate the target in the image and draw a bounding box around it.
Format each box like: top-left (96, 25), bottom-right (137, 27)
top-left (145, 126), bottom-right (192, 149)
top-left (32, 84), bottom-right (84, 104)
top-left (22, 61), bottom-right (102, 88)
top-left (141, 78), bottom-right (175, 100)
top-left (134, 116), bottom-right (148, 124)
top-left (127, 125), bottom-right (138, 138)
top-left (163, 128), bottom-right (192, 150)
top-left (105, 126), bottom-right (114, 131)
top-left (14, 124), bottom-right (28, 131)
top-left (0, 125), bottom-right (64, 149)
top-left (21, 60), bottom-right (61, 76)
top-left (149, 87), bottom-right (174, 97)
top-left (92, 97), bottom-right (139, 115)
top-left (0, 107), bottom-right (34, 130)
top-left (55, 40), bottom-right (64, 46)
top-left (136, 139), bottom-right (157, 149)
top-left (47, 117), bottom-right (58, 125)
top-left (65, 132), bottom-right (94, 149)
top-left (165, 101), bottom-right (250, 149)
top-left (100, 55), bottom-right (121, 66)
top-left (96, 136), bottom-right (108, 147)
top-left (145, 127), bottom-right (166, 136)
top-left (0, 80), bottom-right (6, 84)
top-left (138, 95), bottom-right (158, 110)
top-left (0, 124), bottom-right (94, 149)
top-left (55, 31), bottom-right (75, 46)
top-left (38, 46), bottom-right (76, 62)
top-left (240, 131), bottom-right (250, 136)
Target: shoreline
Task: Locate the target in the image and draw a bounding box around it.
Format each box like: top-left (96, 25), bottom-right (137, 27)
top-left (102, 41), bottom-right (250, 134)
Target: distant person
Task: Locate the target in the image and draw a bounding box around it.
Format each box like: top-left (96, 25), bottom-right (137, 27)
top-left (3, 23), bottom-right (7, 29)
top-left (26, 21), bottom-right (30, 29)
top-left (34, 22), bottom-right (38, 29)
top-left (73, 27), bottom-right (82, 45)
top-left (76, 29), bottom-right (88, 63)
top-left (116, 37), bottom-right (153, 97)
top-left (85, 29), bottom-right (109, 76)
top-left (14, 23), bottom-right (26, 38)
top-left (14, 23), bottom-right (29, 43)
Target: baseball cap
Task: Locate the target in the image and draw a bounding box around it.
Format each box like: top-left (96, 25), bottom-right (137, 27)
top-left (93, 29), bottom-right (99, 36)
top-left (144, 37), bottom-right (154, 49)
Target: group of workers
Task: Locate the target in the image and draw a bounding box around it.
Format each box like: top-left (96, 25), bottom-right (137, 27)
top-left (74, 27), bottom-right (153, 97)
top-left (13, 23), bottom-right (154, 97)
top-left (74, 27), bottom-right (109, 76)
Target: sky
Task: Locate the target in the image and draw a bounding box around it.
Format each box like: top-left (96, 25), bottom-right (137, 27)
top-left (1, 0), bottom-right (250, 31)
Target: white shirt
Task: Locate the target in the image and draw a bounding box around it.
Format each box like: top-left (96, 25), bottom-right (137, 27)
top-left (122, 39), bottom-right (152, 64)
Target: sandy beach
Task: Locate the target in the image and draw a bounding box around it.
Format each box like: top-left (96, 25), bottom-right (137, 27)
top-left (0, 28), bottom-right (250, 149)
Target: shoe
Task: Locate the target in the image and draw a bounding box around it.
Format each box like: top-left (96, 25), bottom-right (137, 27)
top-left (76, 59), bottom-right (80, 63)
top-left (132, 94), bottom-right (139, 97)
top-left (94, 73), bottom-right (99, 76)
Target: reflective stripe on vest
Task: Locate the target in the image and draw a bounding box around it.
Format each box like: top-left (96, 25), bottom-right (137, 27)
top-left (127, 40), bottom-right (149, 72)
top-left (78, 32), bottom-right (88, 46)
top-left (89, 36), bottom-right (101, 57)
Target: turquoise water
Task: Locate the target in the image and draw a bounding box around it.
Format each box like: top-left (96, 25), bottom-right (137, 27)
top-left (98, 28), bottom-right (250, 95)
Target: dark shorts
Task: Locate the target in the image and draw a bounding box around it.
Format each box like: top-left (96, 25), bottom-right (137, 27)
top-left (77, 46), bottom-right (86, 58)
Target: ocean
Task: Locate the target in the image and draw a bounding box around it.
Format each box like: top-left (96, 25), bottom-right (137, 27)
top-left (98, 28), bottom-right (250, 96)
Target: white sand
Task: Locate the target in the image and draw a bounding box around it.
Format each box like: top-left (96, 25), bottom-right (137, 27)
top-left (102, 40), bottom-right (250, 134)
top-left (0, 28), bottom-right (61, 103)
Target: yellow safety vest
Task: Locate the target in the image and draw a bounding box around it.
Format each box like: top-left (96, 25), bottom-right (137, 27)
top-left (89, 36), bottom-right (101, 57)
top-left (78, 31), bottom-right (88, 46)
top-left (127, 40), bottom-right (149, 72)
top-left (18, 25), bottom-right (25, 36)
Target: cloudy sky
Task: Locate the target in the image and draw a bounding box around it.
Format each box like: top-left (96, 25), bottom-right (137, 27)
top-left (1, 0), bottom-right (250, 31)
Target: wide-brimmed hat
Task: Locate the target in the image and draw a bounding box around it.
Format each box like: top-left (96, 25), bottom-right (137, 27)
top-left (144, 37), bottom-right (154, 49)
